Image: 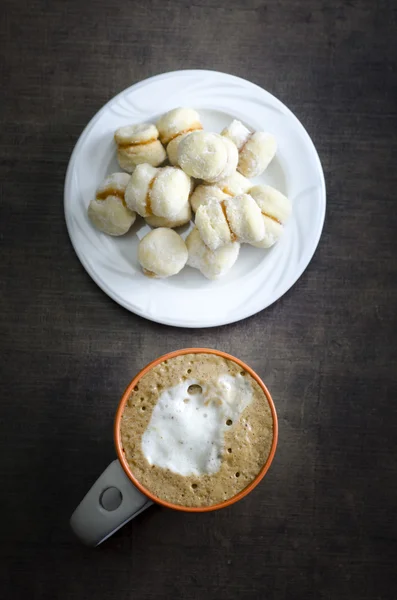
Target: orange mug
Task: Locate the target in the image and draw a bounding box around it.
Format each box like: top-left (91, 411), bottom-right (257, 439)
top-left (70, 348), bottom-right (278, 545)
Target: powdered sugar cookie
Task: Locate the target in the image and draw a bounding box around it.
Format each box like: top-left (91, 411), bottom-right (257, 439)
top-left (251, 218), bottom-right (284, 248)
top-left (96, 172), bottom-right (131, 198)
top-left (186, 227), bottom-right (240, 280)
top-left (115, 123), bottom-right (158, 145)
top-left (190, 171), bottom-right (251, 213)
top-left (224, 194), bottom-right (265, 244)
top-left (125, 165), bottom-right (190, 220)
top-left (115, 123), bottom-right (166, 172)
top-left (216, 136), bottom-right (239, 180)
top-left (249, 185), bottom-right (291, 248)
top-left (88, 173), bottom-right (136, 236)
top-left (138, 228), bottom-right (188, 278)
top-left (157, 108), bottom-right (202, 145)
top-left (215, 171), bottom-right (251, 197)
top-left (124, 164), bottom-right (158, 217)
top-left (166, 132), bottom-right (190, 166)
top-left (221, 119), bottom-right (251, 149)
top-left (195, 200), bottom-right (233, 250)
top-left (150, 167), bottom-right (191, 219)
top-left (238, 132), bottom-right (277, 178)
top-left (195, 192), bottom-right (265, 250)
top-left (178, 132), bottom-right (228, 183)
top-left (145, 203), bottom-right (192, 228)
top-left (250, 185), bottom-right (291, 223)
top-left (190, 185), bottom-right (229, 213)
top-left (221, 120), bottom-right (277, 178)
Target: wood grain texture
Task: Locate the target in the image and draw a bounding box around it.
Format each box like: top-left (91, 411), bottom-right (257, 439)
top-left (1, 0), bottom-right (397, 598)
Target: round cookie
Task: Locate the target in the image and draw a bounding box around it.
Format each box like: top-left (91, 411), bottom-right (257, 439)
top-left (150, 166), bottom-right (191, 219)
top-left (145, 203), bottom-right (192, 228)
top-left (216, 136), bottom-right (239, 180)
top-left (224, 194), bottom-right (265, 244)
top-left (117, 142), bottom-right (166, 173)
top-left (167, 131), bottom-right (190, 166)
top-left (178, 131), bottom-right (228, 183)
top-left (195, 200), bottom-right (232, 250)
top-left (96, 172), bottom-right (131, 198)
top-left (186, 227), bottom-right (240, 280)
top-left (115, 123), bottom-right (158, 145)
top-left (249, 184), bottom-right (291, 248)
top-left (222, 119), bottom-right (277, 178)
top-left (215, 171), bottom-right (251, 197)
top-left (251, 218), bottom-right (284, 248)
top-left (157, 108), bottom-right (202, 145)
top-left (250, 185), bottom-right (291, 224)
top-left (124, 164), bottom-right (158, 217)
top-left (190, 185), bottom-right (228, 213)
top-left (114, 123), bottom-right (166, 173)
top-left (88, 197), bottom-right (136, 236)
top-left (88, 173), bottom-right (136, 236)
top-left (138, 228), bottom-right (188, 278)
top-left (221, 119), bottom-right (251, 149)
top-left (238, 132), bottom-right (277, 178)
top-left (190, 171), bottom-right (251, 213)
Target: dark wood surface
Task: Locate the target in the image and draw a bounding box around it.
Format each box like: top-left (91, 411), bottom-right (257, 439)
top-left (1, 0), bottom-right (397, 598)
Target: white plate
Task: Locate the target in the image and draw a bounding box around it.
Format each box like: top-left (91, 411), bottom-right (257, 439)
top-left (64, 70), bottom-right (326, 328)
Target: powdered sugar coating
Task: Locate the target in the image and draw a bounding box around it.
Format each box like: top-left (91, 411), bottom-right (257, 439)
top-left (150, 167), bottom-right (191, 219)
top-left (216, 136), bottom-right (239, 180)
top-left (249, 185), bottom-right (291, 223)
top-left (238, 132), bottom-right (277, 178)
top-left (115, 123), bottom-right (166, 172)
top-left (88, 172), bottom-right (136, 236)
top-left (124, 164), bottom-right (158, 216)
top-left (249, 184), bottom-right (291, 248)
top-left (138, 228), bottom-right (188, 278)
top-left (96, 172), bottom-right (130, 196)
top-left (117, 141), bottom-right (166, 173)
top-left (178, 132), bottom-right (228, 182)
top-left (251, 217), bottom-right (284, 248)
top-left (215, 171), bottom-right (251, 197)
top-left (167, 132), bottom-right (190, 166)
top-left (186, 227), bottom-right (240, 279)
top-left (157, 108), bottom-right (202, 145)
top-left (88, 197), bottom-right (136, 236)
top-left (221, 119), bottom-right (251, 149)
top-left (115, 123), bottom-right (159, 145)
top-left (190, 185), bottom-right (228, 213)
top-left (145, 203), bottom-right (192, 228)
top-left (195, 200), bottom-right (233, 251)
top-left (221, 120), bottom-right (278, 178)
top-left (225, 194), bottom-right (265, 244)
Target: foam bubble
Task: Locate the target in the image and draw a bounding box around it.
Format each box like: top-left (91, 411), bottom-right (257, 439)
top-left (141, 375), bottom-right (253, 476)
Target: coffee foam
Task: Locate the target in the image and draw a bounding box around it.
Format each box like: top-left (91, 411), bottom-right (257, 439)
top-left (141, 374), bottom-right (252, 476)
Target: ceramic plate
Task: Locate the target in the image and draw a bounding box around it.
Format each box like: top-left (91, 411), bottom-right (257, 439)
top-left (64, 70), bottom-right (326, 327)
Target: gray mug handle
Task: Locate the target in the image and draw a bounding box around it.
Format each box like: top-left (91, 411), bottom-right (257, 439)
top-left (70, 460), bottom-right (153, 546)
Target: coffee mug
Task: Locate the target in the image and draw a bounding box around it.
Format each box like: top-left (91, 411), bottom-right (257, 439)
top-left (70, 348), bottom-right (278, 546)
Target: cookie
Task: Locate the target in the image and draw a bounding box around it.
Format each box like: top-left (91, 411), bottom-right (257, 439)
top-left (115, 123), bottom-right (166, 172)
top-left (186, 227), bottom-right (240, 280)
top-left (138, 228), bottom-right (188, 278)
top-left (88, 173), bottom-right (136, 236)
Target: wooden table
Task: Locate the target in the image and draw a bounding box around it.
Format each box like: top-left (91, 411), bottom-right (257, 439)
top-left (1, 1), bottom-right (397, 598)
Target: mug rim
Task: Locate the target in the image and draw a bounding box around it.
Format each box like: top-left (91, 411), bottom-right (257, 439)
top-left (114, 348), bottom-right (278, 513)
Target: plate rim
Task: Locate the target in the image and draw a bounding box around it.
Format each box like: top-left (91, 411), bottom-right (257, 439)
top-left (64, 69), bottom-right (326, 328)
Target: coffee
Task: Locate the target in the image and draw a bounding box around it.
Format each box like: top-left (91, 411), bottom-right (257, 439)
top-left (120, 353), bottom-right (274, 507)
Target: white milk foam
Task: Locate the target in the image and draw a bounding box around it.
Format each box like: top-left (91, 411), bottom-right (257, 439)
top-left (141, 374), bottom-right (253, 476)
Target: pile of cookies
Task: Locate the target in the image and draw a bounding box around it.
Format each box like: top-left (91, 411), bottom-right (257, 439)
top-left (88, 108), bottom-right (291, 280)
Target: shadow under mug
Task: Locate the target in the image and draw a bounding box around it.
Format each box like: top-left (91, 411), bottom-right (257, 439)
top-left (70, 348), bottom-right (278, 546)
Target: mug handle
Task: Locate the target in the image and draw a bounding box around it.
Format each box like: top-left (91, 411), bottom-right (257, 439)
top-left (70, 460), bottom-right (153, 546)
